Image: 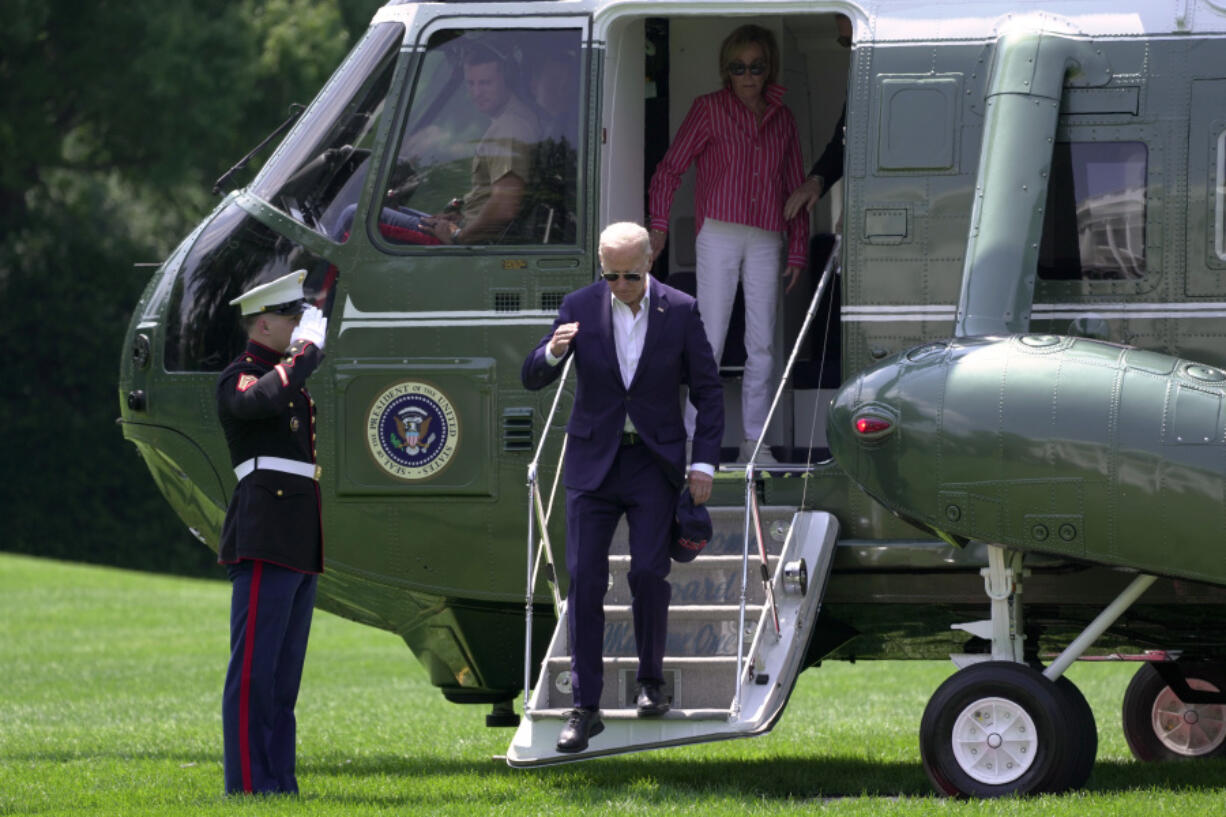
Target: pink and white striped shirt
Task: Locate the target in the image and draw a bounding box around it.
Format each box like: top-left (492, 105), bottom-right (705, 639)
top-left (648, 84), bottom-right (809, 268)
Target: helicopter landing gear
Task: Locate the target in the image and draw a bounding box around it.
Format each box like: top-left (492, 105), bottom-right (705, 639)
top-left (921, 545), bottom-right (1154, 796)
top-left (1122, 662), bottom-right (1226, 761)
top-left (919, 661), bottom-right (1095, 796)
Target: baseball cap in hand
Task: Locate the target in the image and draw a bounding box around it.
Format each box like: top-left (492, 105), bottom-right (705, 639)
top-left (670, 487), bottom-right (713, 563)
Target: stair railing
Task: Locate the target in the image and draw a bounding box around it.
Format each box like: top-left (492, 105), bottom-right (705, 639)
top-left (523, 355), bottom-right (573, 712)
top-left (735, 235), bottom-right (841, 716)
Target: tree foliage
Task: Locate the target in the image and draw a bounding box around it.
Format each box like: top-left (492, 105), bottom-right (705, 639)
top-left (0, 0), bottom-right (382, 574)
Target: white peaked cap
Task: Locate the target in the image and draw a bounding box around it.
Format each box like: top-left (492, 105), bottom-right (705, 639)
top-left (229, 270), bottom-right (308, 316)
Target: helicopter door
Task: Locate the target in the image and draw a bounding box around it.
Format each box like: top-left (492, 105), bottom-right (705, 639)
top-left (320, 10), bottom-right (594, 587)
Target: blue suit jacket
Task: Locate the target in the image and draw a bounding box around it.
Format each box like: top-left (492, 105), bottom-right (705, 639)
top-left (522, 278), bottom-right (724, 491)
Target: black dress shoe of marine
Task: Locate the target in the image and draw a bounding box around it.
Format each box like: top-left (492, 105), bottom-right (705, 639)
top-left (556, 708), bottom-right (603, 753)
top-left (636, 683), bottom-right (670, 717)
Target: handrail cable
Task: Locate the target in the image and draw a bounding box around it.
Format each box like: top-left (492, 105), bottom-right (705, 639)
top-left (734, 234), bottom-right (841, 716)
top-left (523, 356), bottom-right (574, 711)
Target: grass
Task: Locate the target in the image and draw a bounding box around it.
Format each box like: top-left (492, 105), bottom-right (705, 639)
top-left (2, 552), bottom-right (1226, 815)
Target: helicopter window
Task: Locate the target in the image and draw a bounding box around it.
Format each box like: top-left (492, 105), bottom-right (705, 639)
top-left (163, 202), bottom-right (336, 372)
top-left (1038, 141), bottom-right (1147, 281)
top-left (362, 28), bottom-right (581, 248)
top-left (249, 22), bottom-right (404, 240)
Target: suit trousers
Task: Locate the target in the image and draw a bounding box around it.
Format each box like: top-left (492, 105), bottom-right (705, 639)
top-left (564, 441), bottom-right (674, 709)
top-left (685, 217), bottom-right (783, 441)
top-left (223, 559), bottom-right (317, 795)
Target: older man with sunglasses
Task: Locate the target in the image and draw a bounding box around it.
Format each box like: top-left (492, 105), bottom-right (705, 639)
top-left (522, 222), bottom-right (724, 753)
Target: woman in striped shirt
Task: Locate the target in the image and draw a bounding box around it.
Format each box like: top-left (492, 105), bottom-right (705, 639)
top-left (648, 24), bottom-right (809, 466)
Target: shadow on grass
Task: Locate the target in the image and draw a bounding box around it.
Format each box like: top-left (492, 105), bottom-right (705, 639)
top-left (11, 747), bottom-right (1226, 803)
top-left (305, 754), bottom-right (1226, 803)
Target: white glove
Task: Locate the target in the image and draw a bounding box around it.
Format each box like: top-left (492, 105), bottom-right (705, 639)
top-left (291, 305), bottom-right (327, 351)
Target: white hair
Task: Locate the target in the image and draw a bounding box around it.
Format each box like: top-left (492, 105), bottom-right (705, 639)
top-left (598, 221), bottom-right (651, 267)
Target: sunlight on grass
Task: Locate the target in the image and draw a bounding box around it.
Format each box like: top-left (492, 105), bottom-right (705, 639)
top-left (2, 552), bottom-right (1225, 815)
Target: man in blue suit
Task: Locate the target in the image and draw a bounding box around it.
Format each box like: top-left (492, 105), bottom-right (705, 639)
top-left (522, 221), bottom-right (724, 752)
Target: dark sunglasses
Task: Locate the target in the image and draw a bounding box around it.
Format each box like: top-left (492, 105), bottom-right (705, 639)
top-left (727, 60), bottom-right (767, 77)
top-left (601, 272), bottom-right (643, 282)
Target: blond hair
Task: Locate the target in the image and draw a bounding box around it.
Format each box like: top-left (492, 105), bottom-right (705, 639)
top-left (718, 25), bottom-right (779, 89)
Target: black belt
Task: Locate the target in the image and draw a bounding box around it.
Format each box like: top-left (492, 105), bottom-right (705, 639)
top-left (620, 431), bottom-right (642, 447)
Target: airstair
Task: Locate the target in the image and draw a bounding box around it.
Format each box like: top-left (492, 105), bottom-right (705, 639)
top-left (507, 239), bottom-right (843, 766)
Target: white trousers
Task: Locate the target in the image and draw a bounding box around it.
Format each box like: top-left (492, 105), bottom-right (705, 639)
top-left (685, 218), bottom-right (782, 441)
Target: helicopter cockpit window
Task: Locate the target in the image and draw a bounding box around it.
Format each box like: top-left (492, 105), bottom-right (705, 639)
top-left (163, 201), bottom-right (337, 372)
top-left (249, 22), bottom-right (403, 241)
top-left (1038, 141), bottom-right (1147, 281)
top-left (358, 28), bottom-right (581, 248)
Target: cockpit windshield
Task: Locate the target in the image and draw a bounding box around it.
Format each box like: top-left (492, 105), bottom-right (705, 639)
top-left (249, 22), bottom-right (404, 238)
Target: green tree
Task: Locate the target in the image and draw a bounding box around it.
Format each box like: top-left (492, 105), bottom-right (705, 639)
top-left (0, 0), bottom-right (381, 574)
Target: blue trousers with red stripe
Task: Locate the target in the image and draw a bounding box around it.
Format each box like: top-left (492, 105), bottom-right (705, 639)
top-left (223, 559), bottom-right (317, 795)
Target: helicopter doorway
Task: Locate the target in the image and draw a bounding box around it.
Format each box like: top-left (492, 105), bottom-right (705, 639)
top-left (611, 12), bottom-right (850, 464)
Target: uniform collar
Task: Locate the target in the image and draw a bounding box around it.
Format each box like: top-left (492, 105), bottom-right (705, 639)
top-left (243, 338), bottom-right (281, 367)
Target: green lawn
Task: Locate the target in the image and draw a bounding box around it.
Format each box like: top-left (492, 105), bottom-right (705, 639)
top-left (2, 552), bottom-right (1224, 815)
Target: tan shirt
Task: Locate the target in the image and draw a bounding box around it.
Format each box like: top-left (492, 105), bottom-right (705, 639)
top-left (461, 94), bottom-right (540, 224)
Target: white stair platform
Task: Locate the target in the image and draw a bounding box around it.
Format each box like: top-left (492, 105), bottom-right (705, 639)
top-left (506, 510), bottom-right (839, 766)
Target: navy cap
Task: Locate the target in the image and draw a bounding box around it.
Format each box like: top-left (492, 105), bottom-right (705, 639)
top-left (670, 487), bottom-right (712, 563)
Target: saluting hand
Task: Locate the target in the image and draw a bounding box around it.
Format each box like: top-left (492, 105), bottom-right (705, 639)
top-left (549, 322), bottom-right (580, 357)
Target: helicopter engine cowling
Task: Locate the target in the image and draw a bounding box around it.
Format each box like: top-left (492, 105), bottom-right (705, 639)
top-left (828, 334), bottom-right (1226, 586)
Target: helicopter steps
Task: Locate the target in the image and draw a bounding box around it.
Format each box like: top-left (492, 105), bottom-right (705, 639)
top-left (506, 508), bottom-right (839, 766)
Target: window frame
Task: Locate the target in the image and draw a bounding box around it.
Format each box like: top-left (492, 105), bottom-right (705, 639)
top-left (1034, 125), bottom-right (1162, 297)
top-left (367, 14), bottom-right (593, 257)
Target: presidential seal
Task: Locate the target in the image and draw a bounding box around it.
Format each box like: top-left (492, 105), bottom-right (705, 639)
top-left (366, 381), bottom-right (459, 480)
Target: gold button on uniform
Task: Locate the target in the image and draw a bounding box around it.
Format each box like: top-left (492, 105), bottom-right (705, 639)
top-left (276, 489), bottom-right (284, 497)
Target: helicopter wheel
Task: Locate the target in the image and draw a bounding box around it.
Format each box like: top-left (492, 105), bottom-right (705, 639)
top-left (919, 662), bottom-right (1087, 797)
top-left (1050, 674), bottom-right (1097, 792)
top-left (1122, 662), bottom-right (1226, 761)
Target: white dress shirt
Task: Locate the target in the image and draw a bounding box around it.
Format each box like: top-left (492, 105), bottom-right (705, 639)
top-left (546, 276), bottom-right (714, 476)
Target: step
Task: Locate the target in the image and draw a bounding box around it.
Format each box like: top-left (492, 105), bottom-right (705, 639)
top-left (596, 604), bottom-right (764, 657)
top-left (609, 505), bottom-right (796, 557)
top-left (606, 555), bottom-right (777, 606)
top-left (540, 655), bottom-right (738, 711)
top-left (509, 511), bottom-right (842, 767)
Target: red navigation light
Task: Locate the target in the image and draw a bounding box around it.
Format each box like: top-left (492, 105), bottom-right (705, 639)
top-left (854, 416), bottom-right (892, 436)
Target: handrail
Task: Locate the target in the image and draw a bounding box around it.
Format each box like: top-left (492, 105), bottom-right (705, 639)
top-left (735, 235), bottom-right (841, 715)
top-left (523, 356), bottom-right (573, 712)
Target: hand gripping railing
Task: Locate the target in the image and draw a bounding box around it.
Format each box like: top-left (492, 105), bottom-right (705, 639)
top-left (523, 356), bottom-right (573, 712)
top-left (734, 235), bottom-right (841, 716)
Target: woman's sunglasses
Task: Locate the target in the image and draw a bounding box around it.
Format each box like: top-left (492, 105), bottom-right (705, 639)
top-left (601, 272), bottom-right (643, 282)
top-left (727, 60), bottom-right (767, 77)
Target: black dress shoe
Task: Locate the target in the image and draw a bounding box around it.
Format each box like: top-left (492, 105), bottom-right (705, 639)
top-left (556, 708), bottom-right (603, 753)
top-left (636, 683), bottom-right (670, 717)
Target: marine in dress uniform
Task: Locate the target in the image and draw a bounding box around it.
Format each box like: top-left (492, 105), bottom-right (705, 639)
top-left (216, 270), bottom-right (327, 795)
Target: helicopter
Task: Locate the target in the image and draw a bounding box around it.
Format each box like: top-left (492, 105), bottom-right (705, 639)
top-left (118, 0), bottom-right (1226, 797)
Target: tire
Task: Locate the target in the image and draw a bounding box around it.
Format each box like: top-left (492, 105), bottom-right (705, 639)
top-left (1051, 675), bottom-right (1097, 792)
top-left (919, 662), bottom-right (1076, 797)
top-left (1122, 662), bottom-right (1226, 761)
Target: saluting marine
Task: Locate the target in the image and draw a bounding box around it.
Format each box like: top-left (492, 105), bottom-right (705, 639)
top-left (215, 270), bottom-right (327, 795)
